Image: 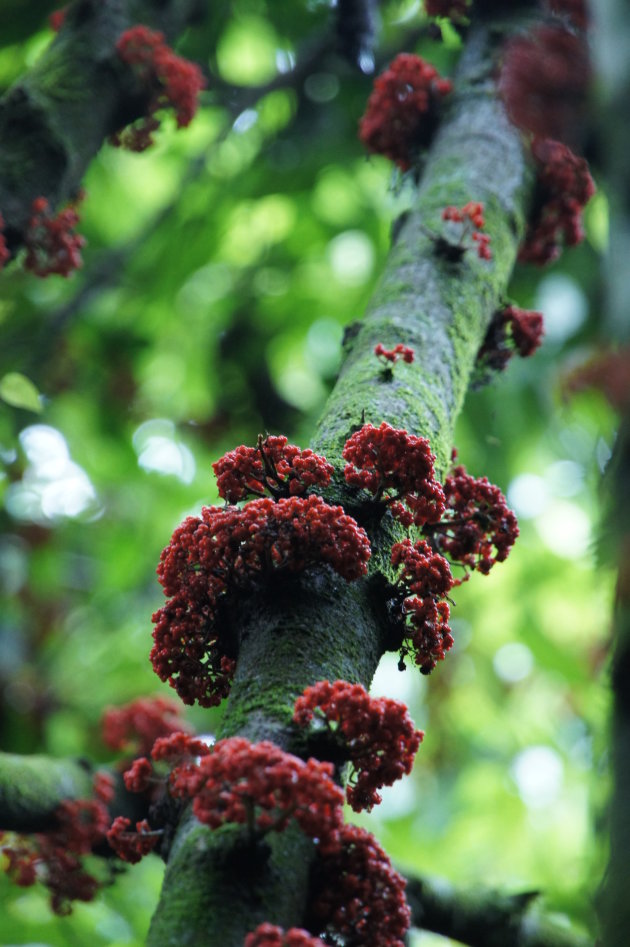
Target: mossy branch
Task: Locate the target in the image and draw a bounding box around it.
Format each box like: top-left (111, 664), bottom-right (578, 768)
top-left (0, 751), bottom-right (94, 832)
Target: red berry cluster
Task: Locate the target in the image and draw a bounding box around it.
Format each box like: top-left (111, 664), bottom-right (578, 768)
top-left (477, 304), bottom-right (545, 374)
top-left (113, 25), bottom-right (205, 151)
top-left (518, 137), bottom-right (595, 266)
top-left (0, 776), bottom-right (111, 915)
top-left (343, 421), bottom-right (446, 526)
top-left (306, 824), bottom-right (410, 947)
top-left (391, 539), bottom-right (455, 674)
top-left (374, 343), bottom-right (415, 365)
top-left (434, 464), bottom-right (520, 575)
top-left (359, 53), bottom-right (452, 171)
top-left (151, 493), bottom-right (370, 706)
top-left (102, 695), bottom-right (191, 756)
top-left (213, 435), bottom-right (334, 503)
top-left (425, 0), bottom-right (471, 19)
top-left (293, 680), bottom-right (423, 812)
top-left (107, 817), bottom-right (160, 864)
top-left (23, 196), bottom-right (85, 277)
top-left (245, 925), bottom-right (325, 947)
top-left (441, 202), bottom-right (492, 260)
top-left (500, 24), bottom-right (589, 147)
top-left (170, 737), bottom-right (345, 844)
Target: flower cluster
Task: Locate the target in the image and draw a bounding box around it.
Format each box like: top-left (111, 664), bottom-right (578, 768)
top-left (435, 464), bottom-right (519, 575)
top-left (391, 538), bottom-right (455, 674)
top-left (562, 348), bottom-right (630, 412)
top-left (102, 695), bottom-right (191, 756)
top-left (441, 202), bottom-right (492, 260)
top-left (49, 7), bottom-right (67, 30)
top-left (106, 817), bottom-right (160, 864)
top-left (170, 737), bottom-right (345, 844)
top-left (343, 421), bottom-right (446, 526)
top-left (213, 435), bottom-right (333, 503)
top-left (306, 824), bottom-right (410, 947)
top-left (152, 494), bottom-right (370, 705)
top-left (359, 53), bottom-right (452, 170)
top-left (245, 926), bottom-right (325, 947)
top-left (519, 137), bottom-right (595, 265)
top-left (23, 196), bottom-right (85, 277)
top-left (500, 24), bottom-right (589, 146)
top-left (425, 0), bottom-right (471, 20)
top-left (293, 680), bottom-right (423, 811)
top-left (0, 214), bottom-right (10, 271)
top-left (113, 25), bottom-right (205, 151)
top-left (477, 304), bottom-right (545, 375)
top-left (374, 342), bottom-right (415, 365)
top-left (0, 779), bottom-right (111, 915)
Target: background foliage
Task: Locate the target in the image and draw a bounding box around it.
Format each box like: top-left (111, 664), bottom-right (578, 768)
top-left (0, 2), bottom-right (614, 944)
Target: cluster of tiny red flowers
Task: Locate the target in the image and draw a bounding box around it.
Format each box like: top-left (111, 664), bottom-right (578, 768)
top-left (293, 680), bottom-right (423, 811)
top-left (101, 694), bottom-right (191, 756)
top-left (500, 24), bottom-right (589, 147)
top-left (306, 824), bottom-right (410, 947)
top-left (433, 464), bottom-right (520, 575)
top-left (391, 538), bottom-right (455, 673)
top-left (343, 421), bottom-right (446, 527)
top-left (245, 925), bottom-right (325, 947)
top-left (518, 137), bottom-right (595, 266)
top-left (106, 817), bottom-right (161, 865)
top-left (425, 0), bottom-right (471, 20)
top-left (212, 435), bottom-right (334, 503)
top-left (0, 774), bottom-right (113, 915)
top-left (23, 196), bottom-right (85, 277)
top-left (359, 53), bottom-right (452, 171)
top-left (170, 737), bottom-right (345, 844)
top-left (374, 343), bottom-right (415, 365)
top-left (152, 492), bottom-right (370, 706)
top-left (49, 6), bottom-right (67, 30)
top-left (441, 202), bottom-right (492, 260)
top-left (0, 214), bottom-right (10, 271)
top-left (477, 304), bottom-right (545, 374)
top-left (113, 25), bottom-right (205, 151)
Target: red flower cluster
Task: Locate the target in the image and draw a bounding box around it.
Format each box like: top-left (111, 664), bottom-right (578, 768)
top-left (359, 53), bottom-right (452, 171)
top-left (343, 421), bottom-right (446, 526)
top-left (391, 539), bottom-right (455, 674)
top-left (307, 824), bottom-right (410, 947)
top-left (478, 304), bottom-right (545, 374)
top-left (107, 817), bottom-right (160, 864)
top-left (49, 6), bottom-right (67, 30)
top-left (0, 784), bottom-right (110, 915)
top-left (434, 465), bottom-right (519, 575)
top-left (245, 925), bottom-right (325, 947)
top-left (122, 730), bottom-right (211, 794)
top-left (374, 343), bottom-right (414, 365)
top-left (519, 138), bottom-right (595, 265)
top-left (113, 25), bottom-right (205, 151)
top-left (293, 680), bottom-right (423, 812)
top-left (102, 695), bottom-right (190, 756)
top-left (170, 737), bottom-right (345, 844)
top-left (441, 202), bottom-right (492, 260)
top-left (0, 214), bottom-right (10, 271)
top-left (213, 435), bottom-right (333, 503)
top-left (152, 495), bottom-right (369, 706)
top-left (563, 348), bottom-right (630, 412)
top-left (23, 196), bottom-right (85, 277)
top-left (500, 25), bottom-right (589, 146)
top-left (425, 0), bottom-right (470, 18)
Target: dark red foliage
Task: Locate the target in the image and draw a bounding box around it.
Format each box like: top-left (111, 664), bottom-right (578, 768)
top-left (0, 214), bottom-right (10, 271)
top-left (307, 824), bottom-right (411, 947)
top-left (245, 925), bottom-right (326, 947)
top-left (441, 201), bottom-right (492, 260)
top-left (106, 816), bottom-right (160, 864)
top-left (391, 539), bottom-right (455, 673)
top-left (113, 25), bottom-right (205, 151)
top-left (151, 495), bottom-right (370, 706)
top-left (24, 196), bottom-right (85, 277)
top-left (293, 680), bottom-right (423, 812)
top-left (101, 695), bottom-right (190, 756)
top-left (170, 737), bottom-right (345, 844)
top-left (359, 53), bottom-right (452, 170)
top-left (374, 343), bottom-right (414, 365)
top-left (500, 24), bottom-right (590, 146)
top-left (478, 304), bottom-right (545, 373)
top-left (563, 348), bottom-right (630, 412)
top-left (425, 0), bottom-right (470, 17)
top-left (343, 421), bottom-right (445, 526)
top-left (213, 435), bottom-right (333, 503)
top-left (519, 138), bottom-right (595, 265)
top-left (435, 465), bottom-right (519, 575)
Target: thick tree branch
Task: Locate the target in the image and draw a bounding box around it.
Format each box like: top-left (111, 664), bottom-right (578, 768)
top-left (406, 874), bottom-right (592, 947)
top-left (0, 751), bottom-right (93, 832)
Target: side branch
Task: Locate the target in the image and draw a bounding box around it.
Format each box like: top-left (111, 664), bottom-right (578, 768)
top-left (0, 751), bottom-right (94, 832)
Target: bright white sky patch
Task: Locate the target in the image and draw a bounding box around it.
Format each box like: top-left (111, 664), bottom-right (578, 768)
top-left (534, 274), bottom-right (587, 343)
top-left (507, 473), bottom-right (549, 519)
top-left (493, 642), bottom-right (534, 684)
top-left (535, 500), bottom-right (591, 559)
top-left (327, 231), bottom-right (375, 286)
top-left (133, 419), bottom-right (196, 484)
top-left (511, 746), bottom-right (564, 809)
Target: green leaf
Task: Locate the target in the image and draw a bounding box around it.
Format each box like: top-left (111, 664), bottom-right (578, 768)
top-left (0, 372), bottom-right (43, 413)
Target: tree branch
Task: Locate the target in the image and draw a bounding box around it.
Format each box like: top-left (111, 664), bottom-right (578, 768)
top-left (0, 751), bottom-right (94, 832)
